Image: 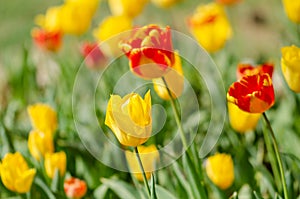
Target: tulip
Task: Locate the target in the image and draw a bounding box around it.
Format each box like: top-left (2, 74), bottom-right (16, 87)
top-left (187, 3), bottom-right (232, 53)
top-left (27, 103), bottom-right (57, 135)
top-left (151, 0), bottom-right (181, 8)
top-left (206, 153), bottom-right (234, 189)
top-left (215, 0), bottom-right (241, 5)
top-left (0, 152), bottom-right (36, 193)
top-left (282, 0), bottom-right (300, 23)
top-left (64, 177), bottom-right (87, 199)
top-left (227, 73), bottom-right (275, 113)
top-left (93, 15), bottom-right (133, 56)
top-left (105, 90), bottom-right (152, 147)
top-left (80, 42), bottom-right (107, 69)
top-left (35, 6), bottom-right (62, 32)
top-left (108, 0), bottom-right (148, 18)
top-left (32, 28), bottom-right (62, 52)
top-left (44, 152), bottom-right (67, 179)
top-left (125, 145), bottom-right (159, 181)
top-left (28, 130), bottom-right (54, 161)
top-left (120, 24), bottom-right (175, 79)
top-left (281, 45), bottom-right (300, 93)
top-left (153, 51), bottom-right (184, 100)
top-left (236, 63), bottom-right (274, 80)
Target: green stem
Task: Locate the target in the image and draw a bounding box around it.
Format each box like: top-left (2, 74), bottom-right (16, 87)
top-left (262, 112), bottom-right (288, 199)
top-left (161, 77), bottom-right (188, 150)
top-left (134, 147), bottom-right (151, 197)
top-left (261, 124), bottom-right (281, 192)
top-left (1, 124), bottom-right (15, 152)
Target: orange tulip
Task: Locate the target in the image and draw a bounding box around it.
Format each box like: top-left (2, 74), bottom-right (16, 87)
top-left (227, 73), bottom-right (275, 113)
top-left (120, 24), bottom-right (175, 79)
top-left (64, 177), bottom-right (87, 199)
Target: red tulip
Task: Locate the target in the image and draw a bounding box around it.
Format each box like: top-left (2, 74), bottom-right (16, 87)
top-left (120, 24), bottom-right (175, 79)
top-left (227, 73), bottom-right (275, 113)
top-left (80, 42), bottom-right (106, 69)
top-left (237, 63), bottom-right (274, 80)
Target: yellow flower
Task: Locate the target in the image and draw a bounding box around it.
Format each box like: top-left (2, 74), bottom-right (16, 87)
top-left (206, 153), bottom-right (234, 189)
top-left (187, 3), bottom-right (232, 53)
top-left (0, 152), bottom-right (36, 193)
top-left (151, 0), bottom-right (180, 8)
top-left (35, 6), bottom-right (62, 32)
top-left (44, 152), bottom-right (67, 179)
top-left (108, 0), bottom-right (148, 18)
top-left (282, 0), bottom-right (300, 23)
top-left (153, 51), bottom-right (184, 100)
top-left (28, 130), bottom-right (54, 161)
top-left (28, 103), bottom-right (57, 135)
top-left (125, 145), bottom-right (159, 181)
top-left (281, 45), bottom-right (300, 93)
top-left (227, 102), bottom-right (261, 133)
top-left (93, 15), bottom-right (133, 56)
top-left (105, 91), bottom-right (152, 147)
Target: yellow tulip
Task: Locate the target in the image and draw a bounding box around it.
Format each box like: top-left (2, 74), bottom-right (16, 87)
top-left (93, 15), bottom-right (133, 56)
top-left (0, 152), bottom-right (36, 193)
top-left (35, 6), bottom-right (62, 32)
top-left (125, 145), bottom-right (159, 181)
top-left (187, 3), bottom-right (232, 53)
top-left (227, 102), bottom-right (261, 133)
top-left (281, 45), bottom-right (300, 93)
top-left (151, 0), bottom-right (180, 8)
top-left (105, 91), bottom-right (152, 147)
top-left (206, 153), bottom-right (234, 189)
top-left (153, 51), bottom-right (184, 100)
top-left (44, 152), bottom-right (67, 179)
top-left (28, 130), bottom-right (54, 161)
top-left (108, 0), bottom-right (148, 18)
top-left (27, 103), bottom-right (57, 135)
top-left (282, 0), bottom-right (300, 23)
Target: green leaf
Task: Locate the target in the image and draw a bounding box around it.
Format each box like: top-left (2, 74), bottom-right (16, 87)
top-left (156, 185), bottom-right (177, 199)
top-left (253, 191), bottom-right (263, 199)
top-left (229, 192), bottom-right (239, 199)
top-left (151, 174), bottom-right (158, 199)
top-left (94, 184), bottom-right (109, 199)
top-left (50, 169), bottom-right (60, 193)
top-left (101, 178), bottom-right (139, 199)
top-left (172, 160), bottom-right (194, 199)
top-left (34, 177), bottom-right (56, 199)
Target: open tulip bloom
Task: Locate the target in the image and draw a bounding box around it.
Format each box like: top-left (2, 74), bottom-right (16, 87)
top-left (227, 73), bottom-right (275, 113)
top-left (120, 24), bottom-right (175, 79)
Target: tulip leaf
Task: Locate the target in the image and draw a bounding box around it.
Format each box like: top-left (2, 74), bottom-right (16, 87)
top-left (253, 191), bottom-right (263, 199)
top-left (101, 178), bottom-right (139, 199)
top-left (50, 168), bottom-right (60, 193)
top-left (34, 177), bottom-right (56, 199)
top-left (155, 185), bottom-right (177, 199)
top-left (94, 184), bottom-right (109, 199)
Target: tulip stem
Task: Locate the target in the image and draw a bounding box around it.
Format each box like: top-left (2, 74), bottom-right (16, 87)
top-left (134, 147), bottom-right (151, 196)
top-left (161, 77), bottom-right (188, 150)
top-left (262, 112), bottom-right (288, 199)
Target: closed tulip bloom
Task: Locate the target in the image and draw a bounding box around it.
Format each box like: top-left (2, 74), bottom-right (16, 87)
top-left (64, 177), bottom-right (87, 199)
top-left (27, 103), bottom-right (57, 135)
top-left (108, 0), bottom-right (148, 18)
top-left (236, 63), bottom-right (274, 80)
top-left (35, 6), bottom-right (62, 32)
top-left (281, 45), bottom-right (300, 92)
top-left (206, 153), bottom-right (234, 189)
top-left (187, 3), bottom-right (232, 53)
top-left (105, 91), bottom-right (152, 147)
top-left (153, 51), bottom-right (184, 100)
top-left (125, 145), bottom-right (159, 181)
top-left (282, 0), bottom-right (300, 23)
top-left (44, 152), bottom-right (67, 179)
top-left (151, 0), bottom-right (181, 8)
top-left (227, 73), bottom-right (275, 113)
top-left (120, 24), bottom-right (175, 79)
top-left (0, 152), bottom-right (36, 193)
top-left (32, 28), bottom-right (62, 52)
top-left (28, 130), bottom-right (54, 161)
